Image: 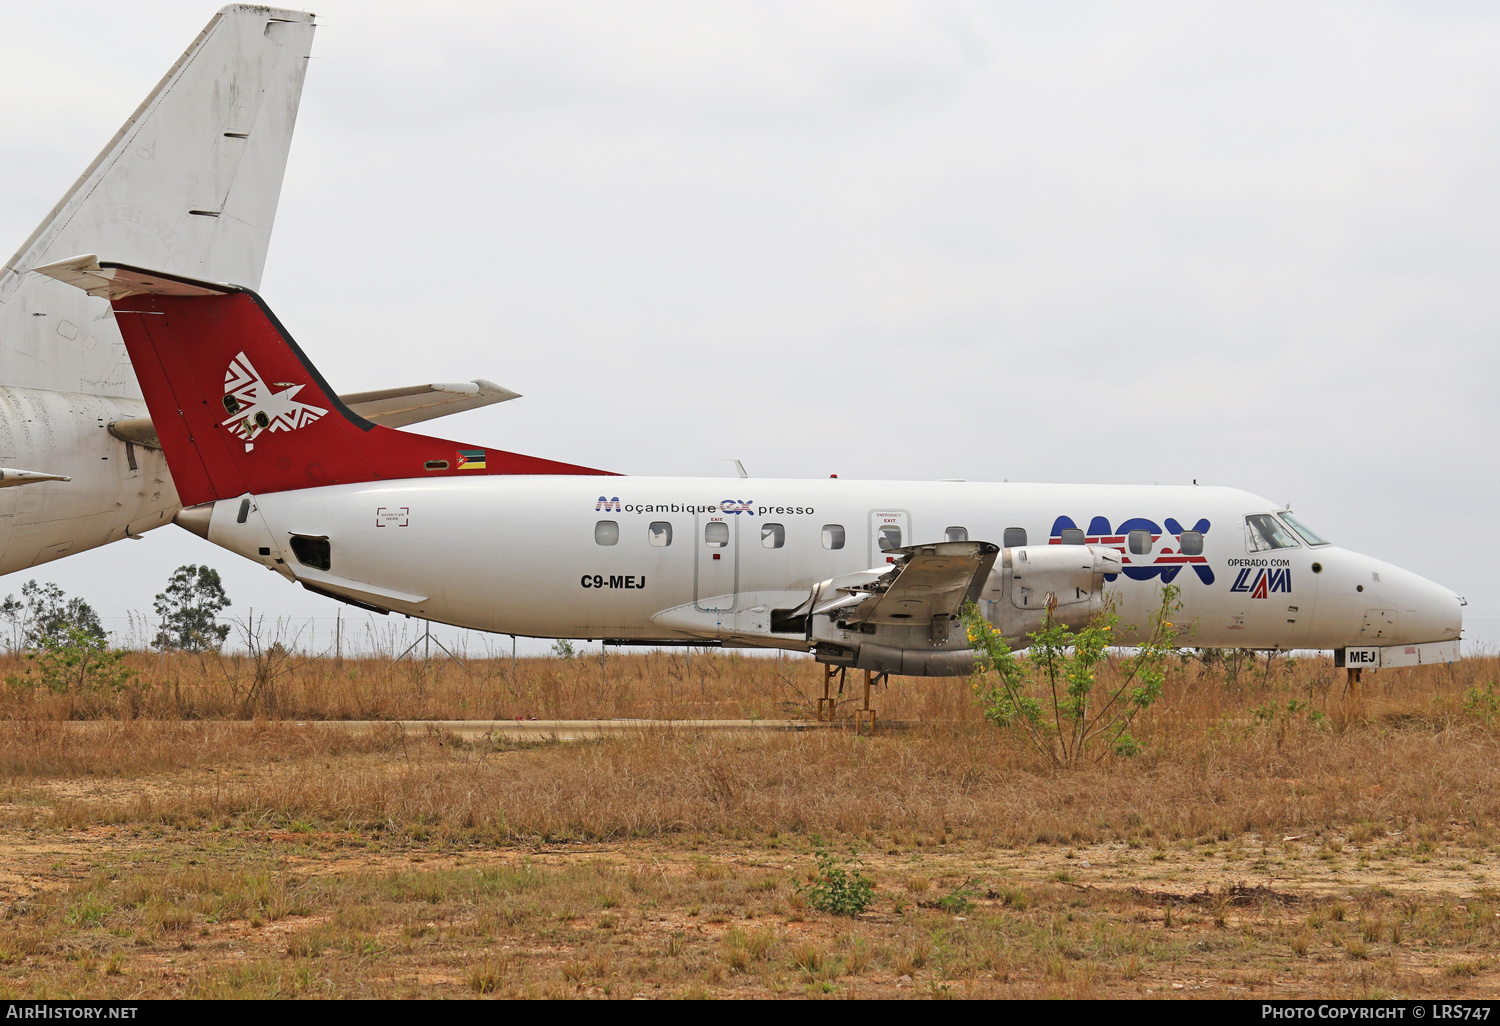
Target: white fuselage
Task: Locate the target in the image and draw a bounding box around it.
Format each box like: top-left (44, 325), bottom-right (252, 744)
top-left (0, 388), bottom-right (177, 573)
top-left (198, 476), bottom-right (1462, 652)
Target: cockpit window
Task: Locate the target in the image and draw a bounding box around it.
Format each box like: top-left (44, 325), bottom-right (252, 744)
top-left (1245, 513), bottom-right (1300, 552)
top-left (1278, 511), bottom-right (1329, 547)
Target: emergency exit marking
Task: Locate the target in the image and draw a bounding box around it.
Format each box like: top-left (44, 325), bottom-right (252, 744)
top-left (376, 507), bottom-right (410, 528)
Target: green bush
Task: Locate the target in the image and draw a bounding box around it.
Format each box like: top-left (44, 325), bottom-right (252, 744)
top-left (963, 585), bottom-right (1181, 767)
top-left (7, 625), bottom-right (135, 696)
top-left (797, 847), bottom-right (874, 917)
top-left (1464, 682), bottom-right (1500, 722)
top-left (933, 877), bottom-right (980, 914)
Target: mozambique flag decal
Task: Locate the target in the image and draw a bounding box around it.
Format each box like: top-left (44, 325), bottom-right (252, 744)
top-left (456, 449), bottom-right (487, 470)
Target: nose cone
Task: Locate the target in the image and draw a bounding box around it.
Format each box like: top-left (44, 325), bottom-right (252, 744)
top-left (1367, 559), bottom-right (1463, 646)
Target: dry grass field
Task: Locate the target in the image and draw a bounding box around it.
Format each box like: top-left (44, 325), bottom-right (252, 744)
top-left (0, 646), bottom-right (1497, 998)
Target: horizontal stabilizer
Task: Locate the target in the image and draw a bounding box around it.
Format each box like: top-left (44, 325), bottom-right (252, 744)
top-left (107, 377), bottom-right (525, 445)
top-left (32, 255), bottom-right (233, 300)
top-left (0, 468), bottom-right (71, 488)
top-left (341, 380), bottom-right (522, 428)
top-left (107, 417), bottom-right (161, 450)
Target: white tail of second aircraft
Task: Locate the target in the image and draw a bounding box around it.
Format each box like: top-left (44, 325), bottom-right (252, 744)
top-left (0, 4), bottom-right (316, 397)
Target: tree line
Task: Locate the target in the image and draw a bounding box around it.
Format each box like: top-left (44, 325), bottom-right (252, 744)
top-left (0, 565), bottom-right (232, 653)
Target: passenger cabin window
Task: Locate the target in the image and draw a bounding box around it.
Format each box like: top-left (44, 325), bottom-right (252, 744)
top-left (1003, 527), bottom-right (1027, 548)
top-left (1060, 528), bottom-right (1085, 545)
top-left (945, 526), bottom-right (968, 543)
top-left (1179, 530), bottom-right (1205, 556)
top-left (1279, 512), bottom-right (1329, 547)
top-left (822, 525), bottom-right (845, 550)
top-left (289, 535), bottom-right (331, 571)
top-left (705, 522), bottom-right (729, 547)
top-left (1245, 513), bottom-right (1300, 552)
top-left (594, 520), bottom-right (619, 546)
top-left (648, 522), bottom-right (672, 547)
top-left (1128, 529), bottom-right (1152, 555)
top-left (877, 525), bottom-right (903, 551)
top-left (761, 523), bottom-right (785, 549)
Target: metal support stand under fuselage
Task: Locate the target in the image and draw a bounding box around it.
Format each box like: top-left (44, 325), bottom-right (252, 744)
top-left (395, 620), bottom-right (467, 670)
top-left (818, 664), bottom-right (844, 721)
top-left (855, 669), bottom-right (887, 735)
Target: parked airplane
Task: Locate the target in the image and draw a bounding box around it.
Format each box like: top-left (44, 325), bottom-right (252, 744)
top-left (36, 257), bottom-right (1465, 676)
top-left (0, 5), bottom-right (519, 577)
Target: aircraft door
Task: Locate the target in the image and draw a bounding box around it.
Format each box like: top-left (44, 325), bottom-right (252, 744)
top-left (694, 512), bottom-right (738, 612)
top-left (869, 509), bottom-right (911, 566)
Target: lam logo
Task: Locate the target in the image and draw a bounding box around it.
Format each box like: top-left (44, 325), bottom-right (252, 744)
top-left (221, 351), bottom-right (328, 452)
top-left (595, 496), bottom-right (622, 512)
top-left (1048, 516), bottom-right (1214, 585)
top-left (1230, 568), bottom-right (1291, 598)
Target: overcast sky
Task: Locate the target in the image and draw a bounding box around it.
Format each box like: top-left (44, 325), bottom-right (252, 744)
top-left (0, 1), bottom-right (1497, 653)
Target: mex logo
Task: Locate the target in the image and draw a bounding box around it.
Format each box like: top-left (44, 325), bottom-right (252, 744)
top-left (1230, 568), bottom-right (1291, 598)
top-left (596, 497), bottom-right (622, 512)
top-left (1049, 516), bottom-right (1214, 585)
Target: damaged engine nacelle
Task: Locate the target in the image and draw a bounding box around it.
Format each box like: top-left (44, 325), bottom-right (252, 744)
top-left (977, 544), bottom-right (1123, 646)
top-left (810, 543), bottom-right (1121, 677)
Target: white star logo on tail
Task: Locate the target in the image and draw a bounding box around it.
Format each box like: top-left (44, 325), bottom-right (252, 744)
top-left (222, 351), bottom-right (328, 451)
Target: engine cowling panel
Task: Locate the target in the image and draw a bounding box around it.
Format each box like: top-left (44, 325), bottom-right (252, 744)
top-left (980, 544), bottom-right (1123, 645)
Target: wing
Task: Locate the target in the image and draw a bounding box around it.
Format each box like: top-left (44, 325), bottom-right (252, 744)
top-left (839, 541), bottom-right (1000, 626)
top-left (339, 380), bottom-right (521, 428)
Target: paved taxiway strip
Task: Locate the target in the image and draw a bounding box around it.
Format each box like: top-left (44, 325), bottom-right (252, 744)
top-left (289, 719), bottom-right (913, 740)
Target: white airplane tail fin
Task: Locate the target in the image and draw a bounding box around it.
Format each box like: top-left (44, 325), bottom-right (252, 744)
top-left (0, 5), bottom-right (316, 397)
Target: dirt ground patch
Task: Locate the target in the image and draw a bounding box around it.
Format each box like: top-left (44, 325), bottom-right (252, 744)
top-left (0, 654), bottom-right (1497, 998)
top-left (0, 798), bottom-right (1498, 998)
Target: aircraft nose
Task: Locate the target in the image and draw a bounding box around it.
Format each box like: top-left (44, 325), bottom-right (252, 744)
top-left (1387, 566), bottom-right (1463, 645)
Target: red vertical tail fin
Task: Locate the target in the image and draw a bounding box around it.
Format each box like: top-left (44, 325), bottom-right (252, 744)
top-left (35, 258), bottom-right (613, 506)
